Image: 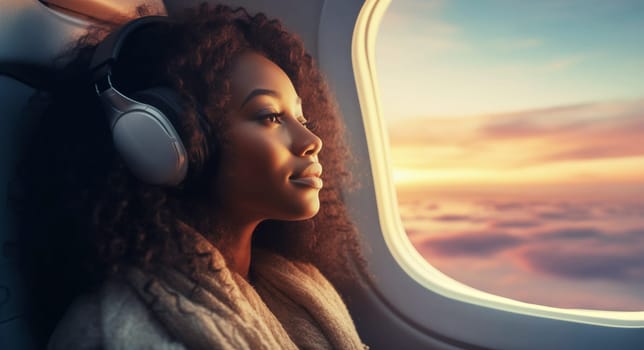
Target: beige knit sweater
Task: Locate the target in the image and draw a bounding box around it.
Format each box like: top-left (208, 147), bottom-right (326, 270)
top-left (47, 227), bottom-right (367, 350)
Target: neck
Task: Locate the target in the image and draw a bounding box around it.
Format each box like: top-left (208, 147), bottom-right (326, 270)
top-left (210, 216), bottom-right (261, 281)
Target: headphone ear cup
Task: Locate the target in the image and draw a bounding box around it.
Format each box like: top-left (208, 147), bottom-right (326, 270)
top-left (109, 86), bottom-right (188, 186)
top-left (131, 86), bottom-right (214, 167)
top-left (129, 86), bottom-right (186, 126)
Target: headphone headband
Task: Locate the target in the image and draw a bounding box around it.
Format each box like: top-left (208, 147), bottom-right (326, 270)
top-left (90, 16), bottom-right (173, 84)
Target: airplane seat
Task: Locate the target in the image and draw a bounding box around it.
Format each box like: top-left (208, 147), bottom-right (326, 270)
top-left (0, 76), bottom-right (40, 350)
top-left (0, 2), bottom-right (148, 348)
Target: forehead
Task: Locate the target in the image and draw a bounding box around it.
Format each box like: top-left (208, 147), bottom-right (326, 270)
top-left (230, 52), bottom-right (298, 104)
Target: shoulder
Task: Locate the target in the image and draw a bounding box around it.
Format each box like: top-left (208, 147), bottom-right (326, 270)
top-left (47, 278), bottom-right (186, 350)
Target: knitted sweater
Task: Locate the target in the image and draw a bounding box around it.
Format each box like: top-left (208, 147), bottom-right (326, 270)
top-left (47, 238), bottom-right (367, 350)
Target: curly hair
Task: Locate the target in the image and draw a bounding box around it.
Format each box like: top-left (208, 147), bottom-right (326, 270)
top-left (10, 2), bottom-right (367, 345)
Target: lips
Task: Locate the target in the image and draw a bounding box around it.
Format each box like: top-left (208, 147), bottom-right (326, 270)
top-left (290, 163), bottom-right (323, 189)
top-left (290, 162), bottom-right (322, 179)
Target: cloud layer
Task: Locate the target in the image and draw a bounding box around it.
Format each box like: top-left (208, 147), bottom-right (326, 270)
top-left (398, 193), bottom-right (644, 310)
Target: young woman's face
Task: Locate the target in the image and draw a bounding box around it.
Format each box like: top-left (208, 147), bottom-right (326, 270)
top-left (212, 52), bottom-right (323, 223)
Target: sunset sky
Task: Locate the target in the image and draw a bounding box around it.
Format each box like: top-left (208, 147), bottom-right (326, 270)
top-left (375, 0), bottom-right (644, 310)
top-left (376, 0), bottom-right (644, 190)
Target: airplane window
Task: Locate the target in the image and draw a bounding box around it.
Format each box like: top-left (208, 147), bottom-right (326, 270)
top-left (376, 0), bottom-right (644, 311)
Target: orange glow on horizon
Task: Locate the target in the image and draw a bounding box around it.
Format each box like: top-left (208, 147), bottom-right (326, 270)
top-left (385, 99), bottom-right (644, 196)
top-left (392, 155), bottom-right (644, 187)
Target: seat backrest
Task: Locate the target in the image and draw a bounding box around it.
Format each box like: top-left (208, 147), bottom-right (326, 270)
top-left (0, 1), bottom-right (167, 348)
top-left (0, 76), bottom-right (38, 350)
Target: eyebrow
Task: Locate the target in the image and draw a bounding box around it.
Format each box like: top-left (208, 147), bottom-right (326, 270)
top-left (240, 88), bottom-right (302, 109)
top-left (241, 89), bottom-right (278, 108)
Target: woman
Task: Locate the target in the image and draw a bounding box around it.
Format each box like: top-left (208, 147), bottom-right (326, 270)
top-left (11, 3), bottom-right (368, 349)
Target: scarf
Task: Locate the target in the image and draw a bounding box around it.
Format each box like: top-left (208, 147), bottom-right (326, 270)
top-left (123, 222), bottom-right (367, 350)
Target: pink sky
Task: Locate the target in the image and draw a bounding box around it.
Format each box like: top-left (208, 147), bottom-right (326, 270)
top-left (387, 98), bottom-right (644, 189)
top-left (396, 183), bottom-right (644, 311)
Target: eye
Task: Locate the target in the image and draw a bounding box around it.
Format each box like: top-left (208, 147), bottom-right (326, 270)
top-left (261, 112), bottom-right (285, 125)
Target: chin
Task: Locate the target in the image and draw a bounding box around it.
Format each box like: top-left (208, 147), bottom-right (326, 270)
top-left (282, 201), bottom-right (321, 221)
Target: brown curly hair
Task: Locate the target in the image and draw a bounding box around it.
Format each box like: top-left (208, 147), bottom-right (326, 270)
top-left (10, 2), bottom-right (367, 345)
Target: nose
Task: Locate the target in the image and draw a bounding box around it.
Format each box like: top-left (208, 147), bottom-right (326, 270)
top-left (294, 123), bottom-right (323, 158)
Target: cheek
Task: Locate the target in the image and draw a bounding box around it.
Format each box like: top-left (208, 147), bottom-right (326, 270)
top-left (224, 129), bottom-right (290, 181)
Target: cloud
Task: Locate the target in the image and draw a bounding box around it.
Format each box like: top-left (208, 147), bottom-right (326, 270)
top-left (420, 225), bottom-right (644, 281)
top-left (414, 224), bottom-right (644, 281)
top-left (422, 212), bottom-right (489, 223)
top-left (521, 245), bottom-right (644, 281)
top-left (533, 227), bottom-right (603, 240)
top-left (388, 99), bottom-right (644, 170)
top-left (405, 195), bottom-right (644, 281)
top-left (476, 103), bottom-right (596, 140)
top-left (400, 200), bottom-right (441, 211)
top-left (477, 99), bottom-right (644, 139)
top-left (475, 200), bottom-right (530, 211)
top-left (431, 213), bottom-right (475, 222)
top-left (424, 202), bottom-right (441, 211)
top-left (422, 232), bottom-right (524, 256)
top-left (479, 119), bottom-right (553, 139)
top-left (490, 219), bottom-right (542, 229)
top-left (515, 224), bottom-right (644, 281)
top-left (616, 227), bottom-right (644, 245)
top-left (602, 204), bottom-right (644, 218)
top-left (543, 143), bottom-right (644, 162)
top-left (535, 207), bottom-right (594, 221)
top-left (398, 201), bottom-right (443, 221)
top-left (403, 195), bottom-right (644, 310)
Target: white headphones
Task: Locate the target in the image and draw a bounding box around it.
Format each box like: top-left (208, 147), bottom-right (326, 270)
top-left (90, 16), bottom-right (205, 186)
